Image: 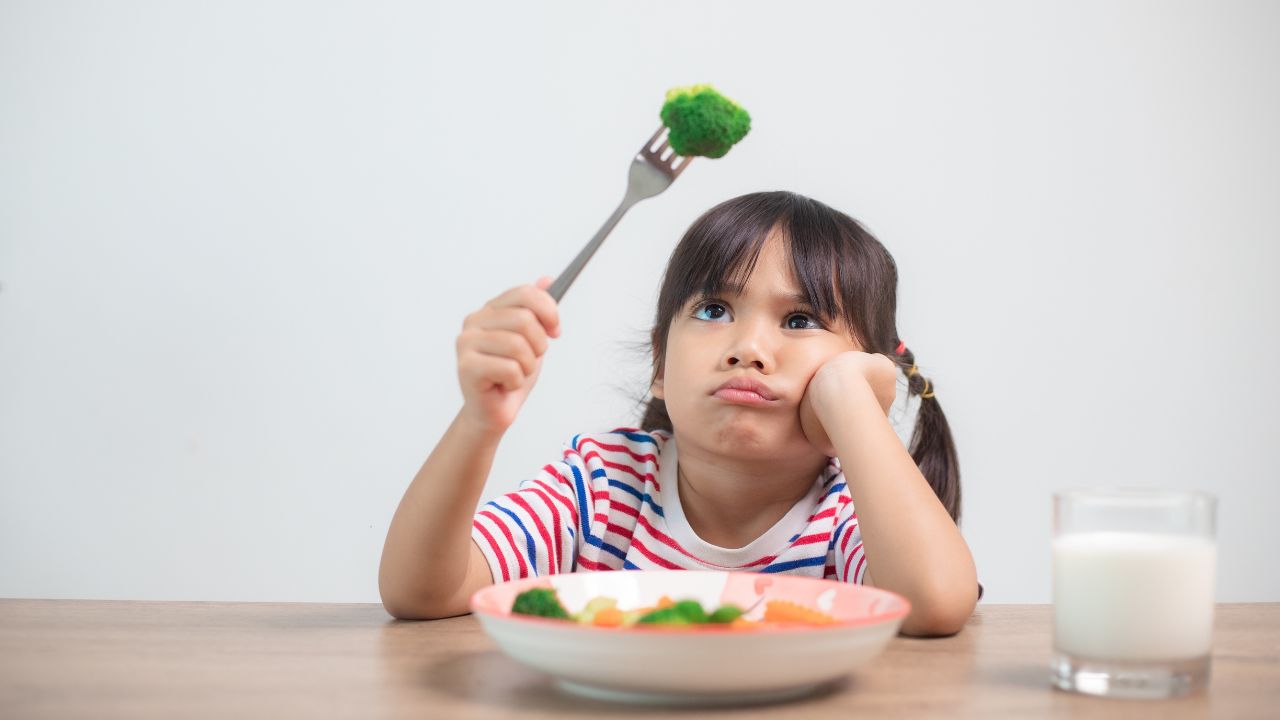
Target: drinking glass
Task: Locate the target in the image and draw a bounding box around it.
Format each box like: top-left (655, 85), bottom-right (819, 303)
top-left (1051, 489), bottom-right (1216, 699)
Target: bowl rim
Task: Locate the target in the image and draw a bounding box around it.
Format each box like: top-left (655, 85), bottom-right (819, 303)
top-left (469, 570), bottom-right (911, 635)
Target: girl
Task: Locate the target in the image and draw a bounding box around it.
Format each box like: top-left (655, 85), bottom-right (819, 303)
top-left (380, 191), bottom-right (978, 636)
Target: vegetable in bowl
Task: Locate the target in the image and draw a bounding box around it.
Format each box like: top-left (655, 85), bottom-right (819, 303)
top-left (510, 587), bottom-right (571, 620)
top-left (472, 570), bottom-right (911, 701)
top-left (510, 587), bottom-right (829, 629)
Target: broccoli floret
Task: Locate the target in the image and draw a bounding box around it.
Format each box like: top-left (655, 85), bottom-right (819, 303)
top-left (635, 607), bottom-right (690, 625)
top-left (511, 588), bottom-right (570, 620)
top-left (707, 604), bottom-right (744, 624)
top-left (659, 84), bottom-right (751, 159)
top-left (637, 599), bottom-right (708, 626)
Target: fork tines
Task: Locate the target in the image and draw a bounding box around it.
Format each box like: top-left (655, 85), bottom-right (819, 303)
top-left (641, 126), bottom-right (691, 177)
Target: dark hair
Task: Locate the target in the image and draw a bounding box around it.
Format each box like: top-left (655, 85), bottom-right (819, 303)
top-left (639, 191), bottom-right (962, 523)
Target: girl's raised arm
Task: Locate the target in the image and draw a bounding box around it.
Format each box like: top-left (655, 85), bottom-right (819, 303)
top-left (379, 278), bottom-right (560, 619)
top-left (803, 351), bottom-right (978, 636)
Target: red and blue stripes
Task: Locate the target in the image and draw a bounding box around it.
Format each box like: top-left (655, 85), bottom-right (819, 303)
top-left (471, 429), bottom-right (865, 585)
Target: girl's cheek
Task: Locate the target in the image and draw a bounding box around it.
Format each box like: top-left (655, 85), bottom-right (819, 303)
top-left (796, 345), bottom-right (841, 370)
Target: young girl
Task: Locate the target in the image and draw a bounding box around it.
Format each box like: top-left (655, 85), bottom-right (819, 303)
top-left (380, 191), bottom-right (978, 635)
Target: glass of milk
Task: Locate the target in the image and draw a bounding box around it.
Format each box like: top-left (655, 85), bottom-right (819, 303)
top-left (1051, 489), bottom-right (1216, 699)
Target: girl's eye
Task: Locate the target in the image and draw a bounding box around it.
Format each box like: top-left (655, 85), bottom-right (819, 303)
top-left (786, 312), bottom-right (822, 330)
top-left (693, 302), bottom-right (730, 322)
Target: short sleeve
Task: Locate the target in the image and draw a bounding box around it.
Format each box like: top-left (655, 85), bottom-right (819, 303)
top-left (470, 445), bottom-right (590, 582)
top-left (832, 501), bottom-right (868, 585)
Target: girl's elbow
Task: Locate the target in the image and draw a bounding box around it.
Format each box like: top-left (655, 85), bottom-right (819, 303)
top-left (380, 578), bottom-right (473, 621)
top-left (379, 577), bottom-right (443, 621)
top-left (900, 605), bottom-right (970, 637)
top-left (380, 584), bottom-right (427, 620)
top-left (900, 590), bottom-right (976, 637)
top-left (382, 594), bottom-right (426, 620)
top-left (381, 592), bottom-right (459, 621)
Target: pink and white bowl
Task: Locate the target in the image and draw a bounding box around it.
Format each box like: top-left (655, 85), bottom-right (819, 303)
top-left (470, 570), bottom-right (910, 704)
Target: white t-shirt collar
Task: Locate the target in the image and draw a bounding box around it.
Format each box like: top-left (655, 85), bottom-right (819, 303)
top-left (656, 436), bottom-right (826, 568)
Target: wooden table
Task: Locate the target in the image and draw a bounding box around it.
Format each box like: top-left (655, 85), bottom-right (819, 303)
top-left (1, 600), bottom-right (1276, 719)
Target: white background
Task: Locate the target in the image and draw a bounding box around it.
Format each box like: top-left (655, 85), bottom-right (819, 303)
top-left (2, 1), bottom-right (1277, 604)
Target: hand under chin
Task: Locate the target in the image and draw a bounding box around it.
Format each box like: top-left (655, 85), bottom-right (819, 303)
top-left (798, 390), bottom-right (838, 458)
top-left (797, 352), bottom-right (896, 458)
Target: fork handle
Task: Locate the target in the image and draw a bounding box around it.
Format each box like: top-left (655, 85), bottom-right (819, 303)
top-left (548, 196), bottom-right (638, 303)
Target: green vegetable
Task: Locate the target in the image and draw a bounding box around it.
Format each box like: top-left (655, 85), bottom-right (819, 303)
top-left (659, 84), bottom-right (751, 159)
top-left (637, 599), bottom-right (708, 626)
top-left (708, 604), bottom-right (744, 624)
top-left (510, 592), bottom-right (746, 628)
top-left (511, 588), bottom-right (570, 620)
top-left (635, 607), bottom-right (691, 625)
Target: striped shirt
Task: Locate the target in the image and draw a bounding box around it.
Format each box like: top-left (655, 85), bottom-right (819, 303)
top-left (470, 428), bottom-right (868, 584)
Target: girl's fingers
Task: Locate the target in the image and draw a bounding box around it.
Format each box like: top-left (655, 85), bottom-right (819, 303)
top-left (460, 352), bottom-right (525, 393)
top-left (459, 329), bottom-right (539, 377)
top-left (486, 281), bottom-right (561, 339)
top-left (462, 307), bottom-right (549, 356)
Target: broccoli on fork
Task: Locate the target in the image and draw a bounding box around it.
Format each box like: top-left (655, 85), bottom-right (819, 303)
top-left (660, 84), bottom-right (751, 159)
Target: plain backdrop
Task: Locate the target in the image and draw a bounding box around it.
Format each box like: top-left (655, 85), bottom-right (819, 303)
top-left (2, 1), bottom-right (1278, 604)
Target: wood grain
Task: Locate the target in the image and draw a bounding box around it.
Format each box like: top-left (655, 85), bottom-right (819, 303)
top-left (1, 600), bottom-right (1275, 719)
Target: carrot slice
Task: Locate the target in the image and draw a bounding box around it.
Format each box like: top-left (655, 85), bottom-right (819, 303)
top-left (592, 607), bottom-right (624, 627)
top-left (763, 600), bottom-right (836, 625)
top-left (656, 595), bottom-right (675, 609)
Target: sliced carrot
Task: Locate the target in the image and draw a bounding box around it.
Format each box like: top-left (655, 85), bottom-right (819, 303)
top-left (592, 607), bottom-right (624, 627)
top-left (763, 600), bottom-right (836, 625)
top-left (656, 595), bottom-right (675, 609)
top-left (729, 618), bottom-right (762, 630)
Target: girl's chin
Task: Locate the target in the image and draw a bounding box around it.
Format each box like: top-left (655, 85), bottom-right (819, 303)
top-left (697, 421), bottom-right (809, 458)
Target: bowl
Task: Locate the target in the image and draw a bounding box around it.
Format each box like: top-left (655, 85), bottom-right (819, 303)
top-left (470, 570), bottom-right (910, 704)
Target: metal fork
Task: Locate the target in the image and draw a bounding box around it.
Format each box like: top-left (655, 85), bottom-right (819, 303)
top-left (547, 126), bottom-right (693, 302)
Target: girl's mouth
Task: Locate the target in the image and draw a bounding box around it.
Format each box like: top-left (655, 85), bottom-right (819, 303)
top-left (711, 377), bottom-right (779, 406)
top-left (712, 387), bottom-right (778, 406)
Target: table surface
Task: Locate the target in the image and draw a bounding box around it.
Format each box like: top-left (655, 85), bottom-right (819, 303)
top-left (1, 600), bottom-right (1276, 719)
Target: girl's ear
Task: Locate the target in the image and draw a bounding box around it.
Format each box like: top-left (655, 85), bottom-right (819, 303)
top-left (650, 372), bottom-right (665, 400)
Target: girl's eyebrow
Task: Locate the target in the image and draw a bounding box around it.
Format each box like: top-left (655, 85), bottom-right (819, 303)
top-left (712, 281), bottom-right (813, 307)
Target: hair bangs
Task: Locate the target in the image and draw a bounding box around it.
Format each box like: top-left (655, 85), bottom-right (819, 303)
top-left (781, 199), bottom-right (856, 338)
top-left (659, 194), bottom-right (792, 315)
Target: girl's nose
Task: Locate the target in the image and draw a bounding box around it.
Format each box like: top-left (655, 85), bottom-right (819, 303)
top-left (727, 354), bottom-right (766, 371)
top-left (724, 328), bottom-right (773, 372)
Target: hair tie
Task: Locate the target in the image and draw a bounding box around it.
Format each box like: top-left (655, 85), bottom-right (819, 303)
top-left (921, 378), bottom-right (935, 399)
top-left (894, 340), bottom-right (906, 355)
top-left (906, 363), bottom-right (919, 377)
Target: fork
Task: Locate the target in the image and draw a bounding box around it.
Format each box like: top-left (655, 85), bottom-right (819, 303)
top-left (547, 126), bottom-right (693, 302)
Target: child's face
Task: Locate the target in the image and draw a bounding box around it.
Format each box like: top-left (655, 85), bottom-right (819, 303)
top-left (652, 232), bottom-right (861, 459)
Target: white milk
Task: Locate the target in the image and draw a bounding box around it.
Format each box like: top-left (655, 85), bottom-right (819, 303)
top-left (1052, 532), bottom-right (1216, 661)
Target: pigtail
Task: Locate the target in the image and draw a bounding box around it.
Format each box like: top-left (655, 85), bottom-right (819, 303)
top-left (895, 346), bottom-right (962, 524)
